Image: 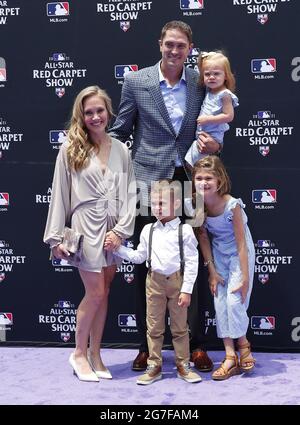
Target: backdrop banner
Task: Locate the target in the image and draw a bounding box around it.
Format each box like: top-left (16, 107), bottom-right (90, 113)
top-left (0, 0), bottom-right (299, 351)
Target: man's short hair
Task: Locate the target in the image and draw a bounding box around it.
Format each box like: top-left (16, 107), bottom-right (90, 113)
top-left (160, 21), bottom-right (193, 44)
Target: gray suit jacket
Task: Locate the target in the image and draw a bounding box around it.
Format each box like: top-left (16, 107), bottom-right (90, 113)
top-left (109, 63), bottom-right (204, 184)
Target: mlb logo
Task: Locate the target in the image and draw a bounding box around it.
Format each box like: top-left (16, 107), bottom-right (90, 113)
top-left (180, 0), bottom-right (204, 10)
top-left (0, 273), bottom-right (5, 282)
top-left (49, 130), bottom-right (67, 144)
top-left (252, 189), bottom-right (277, 204)
top-left (189, 47), bottom-right (200, 56)
top-left (61, 332), bottom-right (71, 342)
top-left (0, 69), bottom-right (6, 82)
top-left (47, 2), bottom-right (69, 16)
top-left (0, 312), bottom-right (13, 325)
top-left (52, 258), bottom-right (72, 267)
top-left (186, 47), bottom-right (201, 72)
top-left (55, 88), bottom-right (65, 97)
top-left (58, 300), bottom-right (70, 308)
top-left (52, 53), bottom-right (66, 61)
top-left (257, 240), bottom-right (270, 247)
top-left (0, 240), bottom-right (5, 247)
top-left (257, 14), bottom-right (268, 25)
top-left (124, 273), bottom-right (134, 283)
top-left (251, 58), bottom-right (276, 73)
top-left (0, 192), bottom-right (9, 206)
top-left (118, 314), bottom-right (136, 327)
top-left (251, 316), bottom-right (275, 330)
top-left (257, 111), bottom-right (271, 119)
top-left (258, 274), bottom-right (269, 284)
top-left (125, 240), bottom-right (134, 249)
top-left (259, 146), bottom-right (270, 156)
top-left (0, 69), bottom-right (6, 81)
top-left (120, 21), bottom-right (130, 32)
top-left (0, 57), bottom-right (6, 82)
top-left (114, 65), bottom-right (138, 79)
top-left (52, 258), bottom-right (62, 266)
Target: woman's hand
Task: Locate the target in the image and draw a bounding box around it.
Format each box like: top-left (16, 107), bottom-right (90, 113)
top-left (104, 231), bottom-right (122, 251)
top-left (52, 243), bottom-right (70, 260)
top-left (208, 272), bottom-right (224, 297)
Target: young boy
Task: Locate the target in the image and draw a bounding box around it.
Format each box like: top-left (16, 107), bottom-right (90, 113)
top-left (115, 180), bottom-right (202, 385)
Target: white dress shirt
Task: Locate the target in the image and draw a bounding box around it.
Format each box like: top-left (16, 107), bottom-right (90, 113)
top-left (116, 217), bottom-right (199, 294)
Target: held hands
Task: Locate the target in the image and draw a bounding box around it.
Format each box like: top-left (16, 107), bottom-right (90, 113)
top-left (52, 243), bottom-right (70, 260)
top-left (178, 292), bottom-right (191, 308)
top-left (104, 230), bottom-right (122, 252)
top-left (197, 131), bottom-right (220, 155)
top-left (231, 280), bottom-right (249, 304)
top-left (208, 272), bottom-right (225, 297)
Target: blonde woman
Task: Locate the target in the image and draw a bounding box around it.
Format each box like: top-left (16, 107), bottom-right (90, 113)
top-left (44, 86), bottom-right (136, 381)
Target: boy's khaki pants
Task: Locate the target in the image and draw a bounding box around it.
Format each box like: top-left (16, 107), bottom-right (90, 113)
top-left (146, 270), bottom-right (190, 367)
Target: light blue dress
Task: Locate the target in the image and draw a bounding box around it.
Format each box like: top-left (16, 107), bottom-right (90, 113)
top-left (185, 89), bottom-right (239, 166)
top-left (204, 197), bottom-right (255, 339)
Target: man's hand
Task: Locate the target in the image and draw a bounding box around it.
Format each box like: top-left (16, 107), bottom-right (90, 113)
top-left (197, 131), bottom-right (221, 155)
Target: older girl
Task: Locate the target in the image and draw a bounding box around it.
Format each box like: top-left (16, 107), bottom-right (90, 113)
top-left (192, 156), bottom-right (255, 380)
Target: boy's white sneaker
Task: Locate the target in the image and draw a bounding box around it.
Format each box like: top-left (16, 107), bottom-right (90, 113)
top-left (177, 362), bottom-right (202, 383)
top-left (136, 364), bottom-right (162, 385)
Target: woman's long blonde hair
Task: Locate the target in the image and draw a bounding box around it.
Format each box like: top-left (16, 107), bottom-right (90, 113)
top-left (67, 86), bottom-right (114, 171)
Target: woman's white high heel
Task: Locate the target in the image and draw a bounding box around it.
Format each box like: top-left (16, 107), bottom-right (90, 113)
top-left (69, 353), bottom-right (99, 382)
top-left (88, 355), bottom-right (112, 379)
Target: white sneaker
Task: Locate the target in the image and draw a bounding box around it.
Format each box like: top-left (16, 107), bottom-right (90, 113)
top-left (177, 362), bottom-right (202, 383)
top-left (136, 364), bottom-right (162, 385)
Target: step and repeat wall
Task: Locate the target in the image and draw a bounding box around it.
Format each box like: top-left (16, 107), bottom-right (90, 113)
top-left (0, 0), bottom-right (300, 351)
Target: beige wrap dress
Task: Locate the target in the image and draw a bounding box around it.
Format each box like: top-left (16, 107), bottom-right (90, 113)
top-left (43, 137), bottom-right (136, 272)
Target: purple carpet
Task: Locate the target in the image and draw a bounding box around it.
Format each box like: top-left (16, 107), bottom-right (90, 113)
top-left (0, 347), bottom-right (299, 405)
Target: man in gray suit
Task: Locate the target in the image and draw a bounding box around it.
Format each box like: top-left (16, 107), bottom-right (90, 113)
top-left (110, 21), bottom-right (219, 372)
